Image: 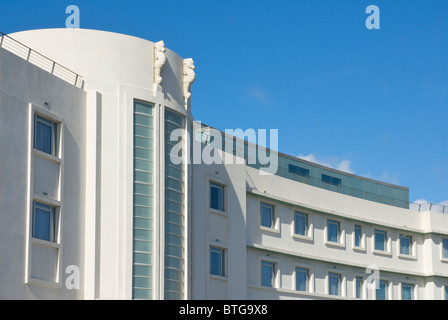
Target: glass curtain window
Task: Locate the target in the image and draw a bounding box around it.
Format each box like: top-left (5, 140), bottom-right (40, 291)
top-left (32, 202), bottom-right (56, 242)
top-left (328, 272), bottom-right (340, 296)
top-left (210, 183), bottom-right (224, 211)
top-left (376, 280), bottom-right (388, 300)
top-left (355, 276), bottom-right (363, 299)
top-left (402, 283), bottom-right (414, 300)
top-left (327, 220), bottom-right (340, 243)
top-left (354, 225), bottom-right (362, 247)
top-left (260, 203), bottom-right (274, 228)
top-left (34, 115), bottom-right (56, 155)
top-left (375, 230), bottom-right (386, 251)
top-left (400, 235), bottom-right (411, 255)
top-left (443, 238), bottom-right (448, 259)
top-left (210, 247), bottom-right (224, 276)
top-left (164, 109), bottom-right (185, 300)
top-left (296, 267), bottom-right (308, 292)
top-left (261, 261), bottom-right (275, 287)
top-left (132, 101), bottom-right (154, 300)
top-left (294, 212), bottom-right (308, 236)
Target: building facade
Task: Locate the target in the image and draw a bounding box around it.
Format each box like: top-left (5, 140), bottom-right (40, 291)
top-left (0, 29), bottom-right (447, 300)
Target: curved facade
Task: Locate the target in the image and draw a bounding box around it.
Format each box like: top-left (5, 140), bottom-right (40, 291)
top-left (0, 29), bottom-right (447, 300)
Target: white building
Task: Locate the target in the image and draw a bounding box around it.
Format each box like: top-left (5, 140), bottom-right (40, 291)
top-left (0, 28), bottom-right (447, 300)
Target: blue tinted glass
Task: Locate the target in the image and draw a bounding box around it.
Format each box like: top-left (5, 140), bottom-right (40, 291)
top-left (210, 247), bottom-right (223, 276)
top-left (375, 230), bottom-right (386, 251)
top-left (261, 261), bottom-right (274, 287)
top-left (376, 280), bottom-right (387, 300)
top-left (328, 220), bottom-right (339, 242)
top-left (328, 273), bottom-right (340, 296)
top-left (210, 183), bottom-right (223, 211)
top-left (288, 164), bottom-right (309, 177)
top-left (402, 284), bottom-right (413, 300)
top-left (354, 225), bottom-right (361, 247)
top-left (322, 174), bottom-right (341, 187)
top-left (443, 239), bottom-right (448, 259)
top-left (33, 206), bottom-right (51, 241)
top-left (296, 268), bottom-right (308, 291)
top-left (400, 235), bottom-right (411, 255)
top-left (356, 277), bottom-right (362, 298)
top-left (295, 212), bottom-right (307, 236)
top-left (261, 203), bottom-right (273, 228)
top-left (35, 116), bottom-right (53, 154)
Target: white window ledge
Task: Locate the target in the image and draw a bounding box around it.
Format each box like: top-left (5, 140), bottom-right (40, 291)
top-left (260, 226), bottom-right (280, 235)
top-left (373, 250), bottom-right (392, 257)
top-left (325, 241), bottom-right (346, 249)
top-left (292, 234), bottom-right (314, 243)
top-left (33, 148), bottom-right (62, 164)
top-left (209, 208), bottom-right (227, 217)
top-left (398, 254), bottom-right (417, 261)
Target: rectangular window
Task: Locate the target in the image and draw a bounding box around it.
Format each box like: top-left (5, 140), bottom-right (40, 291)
top-left (260, 202), bottom-right (274, 229)
top-left (34, 114), bottom-right (57, 156)
top-left (445, 286), bottom-right (448, 300)
top-left (374, 229), bottom-right (387, 251)
top-left (354, 225), bottom-right (362, 247)
top-left (376, 280), bottom-right (388, 300)
top-left (32, 201), bottom-right (58, 242)
top-left (401, 283), bottom-right (414, 300)
top-left (210, 247), bottom-right (225, 277)
top-left (355, 276), bottom-right (363, 299)
top-left (443, 238), bottom-right (448, 259)
top-left (295, 267), bottom-right (309, 292)
top-left (328, 272), bottom-right (341, 296)
top-left (294, 211), bottom-right (308, 236)
top-left (261, 261), bottom-right (275, 287)
top-left (288, 164), bottom-right (310, 178)
top-left (399, 234), bottom-right (412, 255)
top-left (210, 182), bottom-right (224, 211)
top-left (327, 219), bottom-right (340, 243)
top-left (322, 174), bottom-right (342, 187)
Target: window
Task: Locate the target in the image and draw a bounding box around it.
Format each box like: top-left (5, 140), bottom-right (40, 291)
top-left (355, 276), bottom-right (363, 299)
top-left (210, 182), bottom-right (224, 211)
top-left (32, 201), bottom-right (58, 242)
top-left (354, 225), bottom-right (362, 248)
top-left (401, 283), bottom-right (414, 300)
top-left (328, 272), bottom-right (341, 296)
top-left (288, 164), bottom-right (309, 178)
top-left (322, 174), bottom-right (341, 187)
top-left (445, 286), bottom-right (448, 300)
top-left (34, 114), bottom-right (57, 156)
top-left (399, 234), bottom-right (412, 255)
top-left (260, 202), bottom-right (274, 229)
top-left (261, 261), bottom-right (276, 287)
top-left (210, 246), bottom-right (225, 277)
top-left (443, 238), bottom-right (448, 259)
top-left (376, 280), bottom-right (389, 300)
top-left (294, 211), bottom-right (308, 236)
top-left (374, 229), bottom-right (387, 252)
top-left (327, 219), bottom-right (340, 243)
top-left (295, 267), bottom-right (309, 292)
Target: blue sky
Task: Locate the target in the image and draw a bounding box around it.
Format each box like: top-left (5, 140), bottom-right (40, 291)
top-left (1, 0), bottom-right (447, 204)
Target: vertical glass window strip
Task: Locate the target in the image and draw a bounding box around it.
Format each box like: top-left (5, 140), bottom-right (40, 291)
top-left (294, 211), bottom-right (308, 236)
top-left (295, 267), bottom-right (308, 292)
top-left (261, 261), bottom-right (275, 287)
top-left (400, 234), bottom-right (412, 255)
top-left (376, 280), bottom-right (388, 300)
top-left (355, 276), bottom-right (363, 299)
top-left (354, 225), bottom-right (362, 247)
top-left (210, 182), bottom-right (224, 211)
top-left (402, 283), bottom-right (414, 300)
top-left (260, 203), bottom-right (274, 228)
top-left (327, 219), bottom-right (340, 243)
top-left (445, 286), bottom-right (448, 300)
top-left (442, 238), bottom-right (448, 259)
top-left (328, 272), bottom-right (341, 296)
top-left (210, 247), bottom-right (225, 276)
top-left (32, 201), bottom-right (57, 242)
top-left (132, 101), bottom-right (154, 300)
top-left (375, 230), bottom-right (387, 251)
top-left (34, 114), bottom-right (56, 155)
top-left (164, 109), bottom-right (185, 300)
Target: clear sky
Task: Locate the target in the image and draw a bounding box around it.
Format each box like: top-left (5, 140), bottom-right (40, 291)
top-left (1, 0), bottom-right (447, 205)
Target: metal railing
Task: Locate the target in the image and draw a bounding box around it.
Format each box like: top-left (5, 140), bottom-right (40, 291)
top-left (409, 202), bottom-right (448, 213)
top-left (0, 32), bottom-right (84, 88)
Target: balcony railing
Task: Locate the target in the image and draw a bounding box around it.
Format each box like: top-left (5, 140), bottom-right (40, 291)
top-left (0, 32), bottom-right (83, 88)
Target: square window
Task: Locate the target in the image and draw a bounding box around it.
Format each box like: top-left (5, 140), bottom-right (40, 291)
top-left (401, 283), bottom-right (414, 300)
top-left (354, 225), bottom-right (362, 247)
top-left (399, 234), bottom-right (412, 255)
top-left (442, 238), bottom-right (448, 259)
top-left (34, 114), bottom-right (57, 156)
top-left (355, 276), bottom-right (363, 299)
top-left (32, 201), bottom-right (58, 242)
top-left (260, 203), bottom-right (274, 229)
top-left (327, 219), bottom-right (340, 243)
top-left (294, 211), bottom-right (308, 236)
top-left (374, 229), bottom-right (387, 251)
top-left (295, 267), bottom-right (309, 292)
top-left (376, 280), bottom-right (388, 300)
top-left (210, 246), bottom-right (225, 277)
top-left (261, 261), bottom-right (275, 287)
top-left (210, 182), bottom-right (224, 212)
top-left (328, 272), bottom-right (341, 296)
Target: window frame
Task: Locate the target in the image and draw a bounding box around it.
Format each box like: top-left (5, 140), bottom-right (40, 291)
top-left (327, 271), bottom-right (345, 297)
top-left (32, 200), bottom-right (59, 243)
top-left (209, 181), bottom-right (225, 213)
top-left (353, 224), bottom-right (366, 252)
top-left (398, 233), bottom-right (417, 260)
top-left (259, 258), bottom-right (279, 289)
top-left (34, 113), bottom-right (59, 157)
top-left (441, 237), bottom-right (448, 262)
top-left (354, 275), bottom-right (365, 299)
top-left (373, 229), bottom-right (391, 256)
top-left (259, 201), bottom-right (278, 232)
top-left (209, 245), bottom-right (226, 278)
top-left (375, 279), bottom-right (390, 300)
top-left (294, 266), bottom-right (312, 293)
top-left (325, 218), bottom-right (345, 248)
top-left (400, 282), bottom-right (416, 300)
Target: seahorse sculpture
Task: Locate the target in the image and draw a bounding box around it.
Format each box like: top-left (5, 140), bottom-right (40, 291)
top-left (183, 58), bottom-right (196, 101)
top-left (154, 40), bottom-right (166, 86)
